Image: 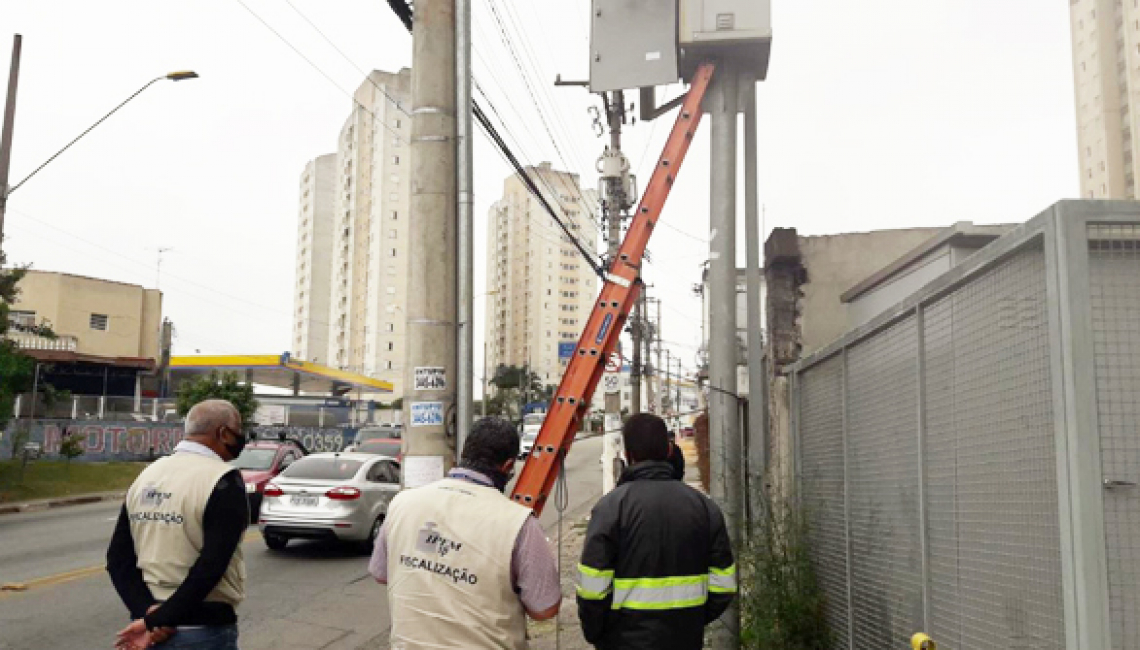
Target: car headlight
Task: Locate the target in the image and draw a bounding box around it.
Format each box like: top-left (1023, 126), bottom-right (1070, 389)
top-left (245, 483), bottom-right (257, 494)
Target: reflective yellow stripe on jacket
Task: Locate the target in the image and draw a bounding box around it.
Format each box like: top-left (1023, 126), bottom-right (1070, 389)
top-left (611, 575), bottom-right (708, 610)
top-left (577, 564), bottom-right (614, 600)
top-left (708, 564), bottom-right (737, 594)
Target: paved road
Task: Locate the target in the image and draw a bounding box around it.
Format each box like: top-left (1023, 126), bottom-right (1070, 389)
top-left (0, 435), bottom-right (603, 650)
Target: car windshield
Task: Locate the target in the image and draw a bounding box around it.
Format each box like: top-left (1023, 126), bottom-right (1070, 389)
top-left (229, 448), bottom-right (277, 471)
top-left (523, 414), bottom-right (545, 426)
top-left (356, 441), bottom-right (402, 457)
top-left (283, 456), bottom-right (363, 480)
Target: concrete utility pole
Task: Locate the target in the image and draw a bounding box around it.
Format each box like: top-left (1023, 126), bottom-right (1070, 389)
top-left (707, 60), bottom-right (742, 648)
top-left (664, 347), bottom-right (672, 414)
top-left (456, 0), bottom-right (474, 453)
top-left (402, 0), bottom-right (458, 487)
top-left (599, 89), bottom-right (629, 493)
top-left (0, 34), bottom-right (22, 250)
top-left (742, 72), bottom-right (766, 524)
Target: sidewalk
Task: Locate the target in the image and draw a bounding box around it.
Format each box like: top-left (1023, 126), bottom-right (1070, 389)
top-left (0, 490), bottom-right (124, 515)
top-left (527, 515), bottom-right (592, 650)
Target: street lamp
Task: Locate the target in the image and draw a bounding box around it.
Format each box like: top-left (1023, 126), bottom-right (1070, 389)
top-left (0, 68), bottom-right (199, 244)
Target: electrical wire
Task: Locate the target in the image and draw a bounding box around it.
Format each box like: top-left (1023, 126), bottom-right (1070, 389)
top-left (232, 0), bottom-right (407, 143)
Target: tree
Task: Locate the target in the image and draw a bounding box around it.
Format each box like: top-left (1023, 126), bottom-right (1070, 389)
top-left (59, 430), bottom-right (85, 472)
top-left (488, 364), bottom-right (543, 420)
top-left (175, 371), bottom-right (259, 426)
top-left (0, 248), bottom-right (57, 434)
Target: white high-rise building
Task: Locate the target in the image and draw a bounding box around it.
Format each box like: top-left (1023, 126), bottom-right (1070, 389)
top-left (485, 163), bottom-right (599, 393)
top-left (292, 154), bottom-right (336, 364)
top-left (1070, 0), bottom-right (1140, 198)
top-left (292, 69), bottom-right (412, 398)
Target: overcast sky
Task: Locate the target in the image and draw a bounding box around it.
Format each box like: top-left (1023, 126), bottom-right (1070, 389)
top-left (3, 0), bottom-right (1078, 389)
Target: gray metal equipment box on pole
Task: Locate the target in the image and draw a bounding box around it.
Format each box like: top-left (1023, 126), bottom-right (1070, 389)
top-left (589, 0), bottom-right (771, 93)
top-left (590, 0), bottom-right (680, 93)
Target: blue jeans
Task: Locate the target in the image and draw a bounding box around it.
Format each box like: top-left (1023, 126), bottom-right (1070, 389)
top-left (157, 625), bottom-right (239, 649)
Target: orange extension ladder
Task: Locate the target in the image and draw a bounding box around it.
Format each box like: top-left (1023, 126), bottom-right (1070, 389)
top-left (510, 63), bottom-right (716, 515)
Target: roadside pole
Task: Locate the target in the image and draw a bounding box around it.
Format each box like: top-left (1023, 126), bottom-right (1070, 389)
top-left (707, 60), bottom-right (742, 648)
top-left (0, 34), bottom-right (22, 250)
top-left (600, 89), bottom-right (628, 493)
top-left (402, 0), bottom-right (458, 486)
top-left (742, 71), bottom-right (766, 525)
top-left (655, 297), bottom-right (663, 415)
top-left (455, 0), bottom-right (474, 454)
top-left (631, 291), bottom-right (643, 414)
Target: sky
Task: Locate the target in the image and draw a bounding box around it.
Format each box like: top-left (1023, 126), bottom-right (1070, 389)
top-left (2, 0), bottom-right (1079, 393)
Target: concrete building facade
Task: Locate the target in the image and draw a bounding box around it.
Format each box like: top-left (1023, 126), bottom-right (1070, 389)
top-left (1069, 0), bottom-right (1140, 198)
top-left (292, 153), bottom-right (337, 364)
top-left (485, 163), bottom-right (599, 391)
top-left (291, 69), bottom-right (411, 398)
top-left (9, 270), bottom-right (162, 362)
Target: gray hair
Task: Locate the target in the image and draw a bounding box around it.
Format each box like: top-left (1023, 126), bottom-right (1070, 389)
top-left (185, 399), bottom-right (240, 437)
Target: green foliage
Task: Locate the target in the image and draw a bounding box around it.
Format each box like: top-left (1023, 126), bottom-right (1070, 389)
top-left (739, 494), bottom-right (834, 649)
top-left (6, 425), bottom-right (29, 460)
top-left (175, 371), bottom-right (259, 426)
top-left (489, 364), bottom-right (544, 421)
top-left (0, 250), bottom-right (35, 432)
top-left (59, 431), bottom-right (85, 467)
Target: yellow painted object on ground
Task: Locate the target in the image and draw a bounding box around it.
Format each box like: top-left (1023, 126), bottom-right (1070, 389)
top-left (911, 633), bottom-right (937, 650)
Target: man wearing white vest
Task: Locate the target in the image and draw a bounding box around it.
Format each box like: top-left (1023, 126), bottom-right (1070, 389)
top-left (107, 399), bottom-right (250, 650)
top-left (369, 417), bottom-right (561, 649)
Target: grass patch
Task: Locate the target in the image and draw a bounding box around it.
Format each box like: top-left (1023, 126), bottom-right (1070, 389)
top-left (0, 460), bottom-right (146, 504)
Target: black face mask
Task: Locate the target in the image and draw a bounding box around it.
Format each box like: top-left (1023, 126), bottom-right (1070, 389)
top-left (221, 428), bottom-right (246, 460)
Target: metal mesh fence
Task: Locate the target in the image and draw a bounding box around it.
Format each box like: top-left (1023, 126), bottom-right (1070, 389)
top-left (846, 316), bottom-right (922, 648)
top-left (924, 245), bottom-right (1063, 649)
top-left (794, 239), bottom-right (1065, 649)
top-left (1089, 224), bottom-right (1140, 650)
top-left (797, 354), bottom-right (849, 645)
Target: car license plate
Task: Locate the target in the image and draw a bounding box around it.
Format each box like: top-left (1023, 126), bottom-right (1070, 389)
top-left (291, 495), bottom-right (319, 507)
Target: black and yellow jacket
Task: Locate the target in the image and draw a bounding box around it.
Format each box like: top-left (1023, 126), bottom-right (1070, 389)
top-left (576, 461), bottom-right (736, 650)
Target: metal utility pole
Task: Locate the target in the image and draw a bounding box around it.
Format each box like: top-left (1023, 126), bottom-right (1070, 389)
top-left (742, 72), bottom-right (766, 522)
top-left (654, 297), bottom-right (663, 415)
top-left (631, 292), bottom-right (643, 414)
top-left (664, 348), bottom-right (672, 414)
top-left (707, 61), bottom-right (742, 648)
top-left (456, 0), bottom-right (474, 453)
top-left (402, 0), bottom-right (458, 487)
top-left (0, 34), bottom-right (22, 249)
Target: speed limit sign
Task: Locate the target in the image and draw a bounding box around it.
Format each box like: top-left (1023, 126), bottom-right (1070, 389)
top-left (605, 353), bottom-right (621, 373)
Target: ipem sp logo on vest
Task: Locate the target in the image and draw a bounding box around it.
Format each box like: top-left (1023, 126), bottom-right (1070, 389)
top-left (129, 485), bottom-right (186, 525)
top-left (398, 521), bottom-right (479, 585)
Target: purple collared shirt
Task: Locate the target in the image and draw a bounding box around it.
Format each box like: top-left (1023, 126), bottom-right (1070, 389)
top-left (368, 468), bottom-right (562, 614)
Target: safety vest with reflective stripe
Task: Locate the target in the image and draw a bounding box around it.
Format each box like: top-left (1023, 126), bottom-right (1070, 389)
top-left (578, 564), bottom-right (737, 610)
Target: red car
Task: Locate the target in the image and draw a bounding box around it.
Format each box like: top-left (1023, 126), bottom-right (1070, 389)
top-left (230, 438), bottom-right (308, 522)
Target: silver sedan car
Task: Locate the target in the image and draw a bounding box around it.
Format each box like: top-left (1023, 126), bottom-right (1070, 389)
top-left (258, 452), bottom-right (400, 551)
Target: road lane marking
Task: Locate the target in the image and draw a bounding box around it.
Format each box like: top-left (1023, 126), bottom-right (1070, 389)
top-left (0, 529), bottom-right (263, 597)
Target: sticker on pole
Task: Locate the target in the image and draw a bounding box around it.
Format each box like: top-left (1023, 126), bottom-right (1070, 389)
top-left (413, 367), bottom-right (447, 391)
top-left (410, 401), bottom-right (444, 427)
top-left (603, 375), bottom-right (621, 394)
top-left (403, 455), bottom-right (445, 488)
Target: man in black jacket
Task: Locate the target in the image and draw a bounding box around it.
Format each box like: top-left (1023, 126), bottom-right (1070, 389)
top-left (666, 429), bottom-right (686, 481)
top-left (577, 413), bottom-right (736, 649)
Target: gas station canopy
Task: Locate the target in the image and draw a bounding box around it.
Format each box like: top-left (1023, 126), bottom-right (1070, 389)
top-left (169, 354), bottom-right (393, 396)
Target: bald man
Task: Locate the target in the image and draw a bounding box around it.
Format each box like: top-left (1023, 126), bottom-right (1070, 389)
top-left (107, 399), bottom-right (250, 650)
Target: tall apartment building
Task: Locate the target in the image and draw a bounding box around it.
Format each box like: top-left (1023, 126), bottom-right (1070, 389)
top-left (293, 154), bottom-right (336, 363)
top-left (1069, 0), bottom-right (1140, 198)
top-left (291, 68), bottom-right (412, 397)
top-left (485, 163), bottom-right (599, 392)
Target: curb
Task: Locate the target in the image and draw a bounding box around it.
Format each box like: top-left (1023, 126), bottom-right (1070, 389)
top-left (0, 491), bottom-right (125, 516)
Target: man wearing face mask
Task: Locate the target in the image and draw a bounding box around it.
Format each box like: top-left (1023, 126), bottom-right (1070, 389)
top-left (107, 399), bottom-right (250, 650)
top-left (369, 416), bottom-right (561, 649)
